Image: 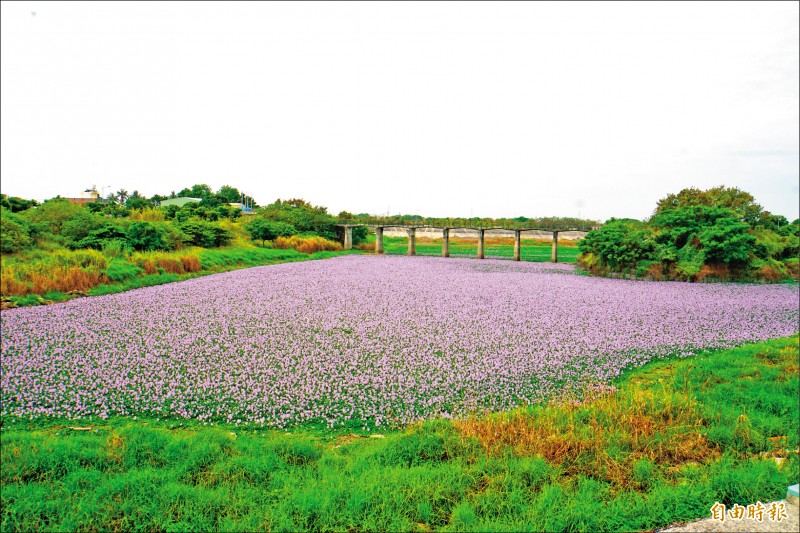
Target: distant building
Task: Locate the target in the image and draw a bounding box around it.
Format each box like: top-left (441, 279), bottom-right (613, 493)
top-left (64, 187), bottom-right (105, 205)
top-left (159, 197), bottom-right (202, 208)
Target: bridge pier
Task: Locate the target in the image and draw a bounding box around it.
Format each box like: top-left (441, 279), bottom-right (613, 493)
top-left (344, 226), bottom-right (353, 250)
top-left (375, 227), bottom-right (384, 254)
top-left (551, 231), bottom-right (559, 262)
top-left (442, 228), bottom-right (450, 257)
top-left (514, 230), bottom-right (521, 261)
top-left (407, 227), bottom-right (416, 256)
top-left (477, 229), bottom-right (485, 259)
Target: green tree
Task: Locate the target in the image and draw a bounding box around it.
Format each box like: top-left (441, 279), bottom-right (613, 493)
top-left (179, 220), bottom-right (232, 247)
top-left (62, 210), bottom-right (105, 249)
top-left (116, 189), bottom-right (129, 204)
top-left (0, 206), bottom-right (32, 253)
top-left (125, 191), bottom-right (152, 210)
top-left (653, 186), bottom-right (764, 225)
top-left (578, 219), bottom-right (656, 270)
top-left (651, 205), bottom-right (737, 250)
top-left (261, 198), bottom-right (337, 240)
top-left (245, 218), bottom-right (297, 246)
top-left (698, 217), bottom-right (756, 264)
top-left (177, 184), bottom-right (213, 199)
top-left (217, 185), bottom-right (242, 204)
top-left (0, 194), bottom-right (38, 213)
top-left (126, 222), bottom-right (168, 251)
top-left (20, 198), bottom-right (84, 237)
top-left (161, 204), bottom-right (181, 220)
top-left (74, 223), bottom-right (128, 250)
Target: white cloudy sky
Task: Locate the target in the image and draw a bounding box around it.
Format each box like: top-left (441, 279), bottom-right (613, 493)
top-left (2, 1), bottom-right (798, 221)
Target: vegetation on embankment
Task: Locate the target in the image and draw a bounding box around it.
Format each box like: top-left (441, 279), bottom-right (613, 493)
top-left (0, 247), bottom-right (358, 309)
top-left (2, 337), bottom-right (796, 532)
top-left (578, 186), bottom-right (799, 282)
top-left (1, 190), bottom-right (363, 308)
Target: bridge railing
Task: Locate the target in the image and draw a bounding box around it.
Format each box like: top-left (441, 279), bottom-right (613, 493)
top-left (335, 217), bottom-right (599, 231)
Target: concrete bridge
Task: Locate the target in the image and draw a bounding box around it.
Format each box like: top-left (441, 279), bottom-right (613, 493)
top-left (338, 224), bottom-right (590, 262)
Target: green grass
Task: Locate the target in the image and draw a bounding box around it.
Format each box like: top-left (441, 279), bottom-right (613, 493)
top-left (371, 236), bottom-right (581, 263)
top-left (2, 337), bottom-right (797, 532)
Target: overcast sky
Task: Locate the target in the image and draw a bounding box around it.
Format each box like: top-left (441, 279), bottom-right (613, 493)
top-left (1, 1), bottom-right (798, 221)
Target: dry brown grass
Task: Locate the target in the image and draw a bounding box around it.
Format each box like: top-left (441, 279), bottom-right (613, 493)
top-left (273, 236), bottom-right (343, 254)
top-left (138, 259), bottom-right (158, 275)
top-left (180, 255), bottom-right (202, 273)
top-left (756, 264), bottom-right (784, 282)
top-left (156, 258), bottom-right (185, 274)
top-left (455, 386), bottom-right (719, 489)
top-left (1, 263), bottom-right (106, 295)
top-left (696, 264), bottom-right (732, 282)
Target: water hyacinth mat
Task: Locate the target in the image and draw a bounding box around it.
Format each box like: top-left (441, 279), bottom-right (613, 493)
top-left (2, 255), bottom-right (798, 428)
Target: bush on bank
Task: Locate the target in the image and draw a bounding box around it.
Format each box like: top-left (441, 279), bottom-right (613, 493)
top-left (578, 186), bottom-right (799, 282)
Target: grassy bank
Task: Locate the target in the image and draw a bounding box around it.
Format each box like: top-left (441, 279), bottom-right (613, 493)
top-left (364, 235), bottom-right (581, 263)
top-left (2, 337), bottom-right (797, 532)
top-left (1, 246), bottom-right (359, 309)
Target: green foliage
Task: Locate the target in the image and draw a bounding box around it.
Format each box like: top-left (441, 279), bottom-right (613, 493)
top-left (126, 222), bottom-right (168, 252)
top-left (577, 219), bottom-right (655, 271)
top-left (177, 184), bottom-right (213, 199)
top-left (261, 199), bottom-right (338, 240)
top-left (675, 242), bottom-right (705, 280)
top-left (75, 223), bottom-right (128, 251)
top-left (124, 191), bottom-right (152, 210)
top-left (20, 198), bottom-right (84, 237)
top-left (179, 221), bottom-right (233, 248)
top-left (652, 205), bottom-right (737, 249)
top-left (216, 185), bottom-right (242, 204)
top-left (245, 218), bottom-right (297, 245)
top-left (697, 217), bottom-right (755, 264)
top-left (580, 187), bottom-right (795, 281)
top-left (653, 185), bottom-right (763, 225)
top-left (0, 207), bottom-right (33, 253)
top-left (0, 194), bottom-right (38, 213)
top-left (154, 222), bottom-right (189, 250)
top-left (61, 210), bottom-right (105, 249)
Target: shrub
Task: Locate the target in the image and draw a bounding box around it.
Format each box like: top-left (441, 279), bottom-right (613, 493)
top-left (62, 210), bottom-right (105, 249)
top-left (19, 198), bottom-right (84, 236)
top-left (0, 207), bottom-right (32, 253)
top-left (74, 223), bottom-right (128, 250)
top-left (156, 222), bottom-right (189, 250)
top-left (578, 219), bottom-right (655, 271)
top-left (126, 222), bottom-right (168, 252)
top-left (180, 221), bottom-right (233, 248)
top-left (245, 218), bottom-right (297, 246)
